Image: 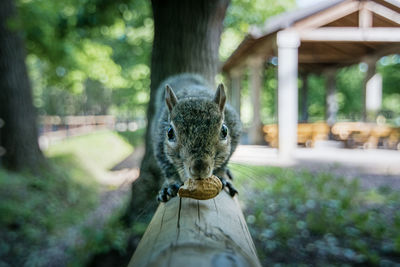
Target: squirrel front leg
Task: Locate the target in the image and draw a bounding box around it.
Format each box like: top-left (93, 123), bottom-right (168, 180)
top-left (157, 179), bottom-right (183, 202)
top-left (157, 165), bottom-right (183, 202)
top-left (214, 167), bottom-right (238, 197)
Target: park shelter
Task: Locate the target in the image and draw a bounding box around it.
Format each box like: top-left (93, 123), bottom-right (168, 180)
top-left (222, 0), bottom-right (400, 160)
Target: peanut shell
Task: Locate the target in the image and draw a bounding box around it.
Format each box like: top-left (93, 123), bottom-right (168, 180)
top-left (178, 175), bottom-right (222, 200)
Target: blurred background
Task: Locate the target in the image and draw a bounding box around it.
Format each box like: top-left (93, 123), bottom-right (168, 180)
top-left (1, 0), bottom-right (400, 266)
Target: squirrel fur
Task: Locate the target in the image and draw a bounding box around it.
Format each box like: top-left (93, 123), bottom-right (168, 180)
top-left (152, 73), bottom-right (242, 202)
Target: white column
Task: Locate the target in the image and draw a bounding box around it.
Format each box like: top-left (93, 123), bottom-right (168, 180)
top-left (325, 69), bottom-right (338, 127)
top-left (229, 69), bottom-right (242, 117)
top-left (366, 73), bottom-right (382, 120)
top-left (362, 58), bottom-right (378, 122)
top-left (277, 30), bottom-right (300, 161)
top-left (248, 58), bottom-right (264, 145)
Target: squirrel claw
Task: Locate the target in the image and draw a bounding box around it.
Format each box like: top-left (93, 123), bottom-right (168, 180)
top-left (157, 181), bottom-right (182, 202)
top-left (217, 176), bottom-right (238, 197)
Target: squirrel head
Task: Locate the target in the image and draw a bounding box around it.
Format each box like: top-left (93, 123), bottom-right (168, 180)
top-left (164, 84), bottom-right (231, 181)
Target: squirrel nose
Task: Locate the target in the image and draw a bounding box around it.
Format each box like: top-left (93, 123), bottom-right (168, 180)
top-left (189, 159), bottom-right (211, 178)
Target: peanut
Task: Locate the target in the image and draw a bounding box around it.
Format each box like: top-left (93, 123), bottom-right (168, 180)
top-left (178, 175), bottom-right (222, 200)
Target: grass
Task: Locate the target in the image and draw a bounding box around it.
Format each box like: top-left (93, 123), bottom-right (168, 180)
top-left (46, 130), bottom-right (134, 172)
top-left (0, 159), bottom-right (99, 267)
top-left (230, 163), bottom-right (400, 266)
top-left (46, 130), bottom-right (134, 186)
top-left (0, 130), bottom-right (140, 266)
top-left (116, 128), bottom-right (145, 148)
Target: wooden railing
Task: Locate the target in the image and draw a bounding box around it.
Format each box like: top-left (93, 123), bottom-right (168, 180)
top-left (39, 115), bottom-right (115, 131)
top-left (128, 191), bottom-right (261, 267)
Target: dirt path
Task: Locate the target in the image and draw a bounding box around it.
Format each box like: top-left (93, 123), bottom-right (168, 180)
top-left (36, 146), bottom-right (145, 266)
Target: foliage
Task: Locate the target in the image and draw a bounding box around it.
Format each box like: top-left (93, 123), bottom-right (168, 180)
top-left (305, 73), bottom-right (328, 122)
top-left (297, 59), bottom-right (400, 124)
top-left (231, 164), bottom-right (400, 265)
top-left (0, 158), bottom-right (99, 266)
top-left (13, 0), bottom-right (400, 123)
top-left (261, 65), bottom-right (278, 124)
top-left (14, 0), bottom-right (297, 120)
top-left (378, 55), bottom-right (400, 119)
top-left (16, 0), bottom-right (153, 118)
top-left (336, 65), bottom-right (365, 121)
top-left (69, 200), bottom-right (146, 267)
top-left (220, 0), bottom-right (295, 61)
top-left (0, 130), bottom-right (140, 266)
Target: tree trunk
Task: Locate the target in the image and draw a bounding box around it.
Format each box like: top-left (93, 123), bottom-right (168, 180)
top-left (0, 0), bottom-right (44, 171)
top-left (123, 0), bottom-right (230, 225)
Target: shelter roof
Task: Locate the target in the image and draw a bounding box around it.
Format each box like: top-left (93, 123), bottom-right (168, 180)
top-left (222, 0), bottom-right (400, 73)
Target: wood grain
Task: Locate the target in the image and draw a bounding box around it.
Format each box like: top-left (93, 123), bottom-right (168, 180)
top-left (129, 191), bottom-right (261, 267)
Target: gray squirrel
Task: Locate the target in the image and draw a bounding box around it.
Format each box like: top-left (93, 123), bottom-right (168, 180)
top-left (152, 73), bottom-right (242, 202)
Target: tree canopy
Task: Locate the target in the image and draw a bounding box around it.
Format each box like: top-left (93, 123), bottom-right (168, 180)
top-left (12, 0), bottom-right (400, 124)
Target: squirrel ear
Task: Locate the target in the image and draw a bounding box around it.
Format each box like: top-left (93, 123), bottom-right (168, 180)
top-left (214, 83), bottom-right (226, 112)
top-left (165, 85), bottom-right (178, 112)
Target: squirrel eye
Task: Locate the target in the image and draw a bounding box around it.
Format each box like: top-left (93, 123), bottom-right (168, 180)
top-left (220, 124), bottom-right (228, 139)
top-left (167, 126), bottom-right (175, 141)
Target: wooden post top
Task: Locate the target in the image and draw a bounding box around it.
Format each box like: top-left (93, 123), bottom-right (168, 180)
top-left (129, 190), bottom-right (261, 267)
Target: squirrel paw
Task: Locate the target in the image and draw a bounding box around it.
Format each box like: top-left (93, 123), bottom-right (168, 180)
top-left (157, 182), bottom-right (182, 202)
top-left (218, 177), bottom-right (238, 197)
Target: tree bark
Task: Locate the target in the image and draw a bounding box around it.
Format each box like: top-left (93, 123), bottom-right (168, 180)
top-left (128, 192), bottom-right (261, 267)
top-left (0, 0), bottom-right (44, 171)
top-left (124, 0), bottom-right (230, 225)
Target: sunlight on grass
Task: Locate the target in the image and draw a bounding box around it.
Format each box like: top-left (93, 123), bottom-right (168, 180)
top-left (45, 130), bottom-right (134, 184)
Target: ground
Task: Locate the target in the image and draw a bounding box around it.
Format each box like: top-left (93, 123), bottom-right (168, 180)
top-left (42, 131), bottom-right (144, 266)
top-left (3, 130), bottom-right (399, 266)
top-left (79, 142), bottom-right (400, 265)
top-left (94, 143), bottom-right (400, 265)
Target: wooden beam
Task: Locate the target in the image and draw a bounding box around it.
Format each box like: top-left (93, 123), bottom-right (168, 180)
top-left (300, 27), bottom-right (400, 42)
top-left (222, 35), bottom-right (275, 73)
top-left (299, 42), bottom-right (370, 63)
top-left (359, 2), bottom-right (373, 28)
top-left (321, 42), bottom-right (370, 56)
top-left (247, 35), bottom-right (277, 60)
top-left (365, 1), bottom-right (400, 25)
top-left (294, 0), bottom-right (360, 30)
top-left (299, 55), bottom-right (359, 63)
top-left (375, 0), bottom-right (400, 14)
top-left (128, 191), bottom-right (261, 267)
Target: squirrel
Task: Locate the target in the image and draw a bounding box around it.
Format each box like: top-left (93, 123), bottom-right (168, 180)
top-left (152, 73), bottom-right (242, 202)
